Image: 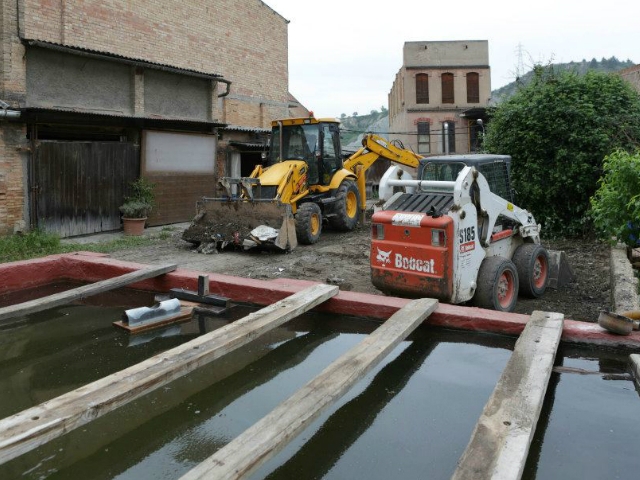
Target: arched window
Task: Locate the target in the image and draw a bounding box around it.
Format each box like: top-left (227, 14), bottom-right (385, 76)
top-left (441, 73), bottom-right (454, 104)
top-left (467, 72), bottom-right (480, 103)
top-left (416, 74), bottom-right (429, 104)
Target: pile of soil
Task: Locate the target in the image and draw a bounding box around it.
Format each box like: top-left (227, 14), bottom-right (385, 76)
top-left (109, 225), bottom-right (611, 322)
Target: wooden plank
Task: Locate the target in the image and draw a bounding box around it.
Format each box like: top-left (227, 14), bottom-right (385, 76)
top-left (0, 264), bottom-right (177, 323)
top-left (451, 311), bottom-right (564, 480)
top-left (179, 297), bottom-right (439, 480)
top-left (0, 283), bottom-right (337, 465)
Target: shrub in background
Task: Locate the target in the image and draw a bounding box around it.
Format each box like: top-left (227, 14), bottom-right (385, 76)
top-left (590, 150), bottom-right (640, 247)
top-left (483, 67), bottom-right (640, 237)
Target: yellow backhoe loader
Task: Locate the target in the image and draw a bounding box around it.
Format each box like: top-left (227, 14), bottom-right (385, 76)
top-left (182, 115), bottom-right (423, 250)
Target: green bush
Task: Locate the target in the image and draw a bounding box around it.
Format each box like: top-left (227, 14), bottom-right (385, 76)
top-left (120, 178), bottom-right (156, 218)
top-left (483, 67), bottom-right (640, 236)
top-left (590, 150), bottom-right (640, 246)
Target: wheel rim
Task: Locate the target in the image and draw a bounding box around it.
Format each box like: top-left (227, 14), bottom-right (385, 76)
top-left (497, 270), bottom-right (516, 308)
top-left (345, 191), bottom-right (357, 218)
top-left (532, 254), bottom-right (548, 289)
top-left (310, 213), bottom-right (320, 236)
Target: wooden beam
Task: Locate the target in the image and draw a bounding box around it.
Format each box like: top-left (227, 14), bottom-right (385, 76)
top-left (180, 297), bottom-right (439, 480)
top-left (451, 310), bottom-right (564, 480)
top-left (0, 283), bottom-right (338, 465)
top-left (0, 264), bottom-right (178, 323)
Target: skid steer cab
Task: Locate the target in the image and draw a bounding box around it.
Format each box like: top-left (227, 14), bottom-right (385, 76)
top-left (370, 155), bottom-right (549, 312)
top-left (182, 115), bottom-right (423, 251)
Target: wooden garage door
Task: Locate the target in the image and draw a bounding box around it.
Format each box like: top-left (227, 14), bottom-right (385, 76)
top-left (35, 141), bottom-right (139, 237)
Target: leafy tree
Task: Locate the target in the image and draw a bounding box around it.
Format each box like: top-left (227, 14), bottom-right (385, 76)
top-left (381, 105), bottom-right (388, 113)
top-left (483, 67), bottom-right (640, 236)
top-left (352, 112), bottom-right (358, 117)
top-left (340, 113), bottom-right (346, 119)
top-left (590, 150), bottom-right (640, 247)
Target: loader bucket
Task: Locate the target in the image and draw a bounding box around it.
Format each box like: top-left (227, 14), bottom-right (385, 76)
top-left (182, 199), bottom-right (297, 251)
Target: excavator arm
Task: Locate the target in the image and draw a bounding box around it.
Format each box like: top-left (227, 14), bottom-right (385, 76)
top-left (343, 134), bottom-right (422, 175)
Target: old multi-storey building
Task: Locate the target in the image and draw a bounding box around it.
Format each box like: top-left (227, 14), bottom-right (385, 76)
top-left (388, 41), bottom-right (491, 156)
top-left (0, 0), bottom-right (301, 236)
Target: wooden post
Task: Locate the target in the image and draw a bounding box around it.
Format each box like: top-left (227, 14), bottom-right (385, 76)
top-left (0, 283), bottom-right (338, 465)
top-left (451, 311), bottom-right (564, 480)
top-left (0, 264), bottom-right (178, 323)
top-left (180, 297), bottom-right (438, 480)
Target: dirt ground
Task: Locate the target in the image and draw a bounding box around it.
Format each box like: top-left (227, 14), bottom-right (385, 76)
top-left (106, 222), bottom-right (612, 323)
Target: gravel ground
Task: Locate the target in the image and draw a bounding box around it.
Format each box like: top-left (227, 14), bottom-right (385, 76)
top-left (101, 222), bottom-right (611, 323)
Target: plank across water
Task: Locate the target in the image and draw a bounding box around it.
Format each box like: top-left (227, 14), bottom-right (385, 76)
top-left (452, 310), bottom-right (564, 480)
top-left (180, 297), bottom-right (439, 480)
top-left (0, 263), bottom-right (177, 323)
top-left (0, 283), bottom-right (338, 465)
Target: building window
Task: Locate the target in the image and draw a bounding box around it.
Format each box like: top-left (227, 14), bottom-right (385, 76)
top-left (416, 74), bottom-right (429, 104)
top-left (442, 121), bottom-right (455, 153)
top-left (441, 73), bottom-right (454, 104)
top-left (417, 122), bottom-right (430, 154)
top-left (469, 120), bottom-right (483, 152)
top-left (467, 72), bottom-right (480, 103)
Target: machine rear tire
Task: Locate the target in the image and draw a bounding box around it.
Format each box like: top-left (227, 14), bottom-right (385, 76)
top-left (295, 203), bottom-right (322, 245)
top-left (513, 243), bottom-right (549, 298)
top-left (473, 256), bottom-right (519, 312)
top-left (328, 180), bottom-right (360, 231)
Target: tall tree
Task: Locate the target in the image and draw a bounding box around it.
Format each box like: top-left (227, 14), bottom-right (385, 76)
top-left (483, 67), bottom-right (640, 236)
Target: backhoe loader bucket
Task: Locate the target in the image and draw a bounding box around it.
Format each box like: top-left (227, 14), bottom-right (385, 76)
top-left (182, 199), bottom-right (297, 251)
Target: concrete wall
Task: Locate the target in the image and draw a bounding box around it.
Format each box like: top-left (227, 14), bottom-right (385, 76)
top-left (26, 48), bottom-right (133, 113)
top-left (404, 40), bottom-right (489, 68)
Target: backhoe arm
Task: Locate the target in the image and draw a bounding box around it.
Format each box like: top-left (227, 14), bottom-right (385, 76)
top-left (343, 134), bottom-right (422, 175)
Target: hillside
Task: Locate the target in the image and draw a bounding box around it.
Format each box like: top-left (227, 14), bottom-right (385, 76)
top-left (491, 56), bottom-right (634, 103)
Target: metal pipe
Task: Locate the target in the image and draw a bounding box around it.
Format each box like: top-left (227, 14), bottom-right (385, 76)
top-left (0, 109), bottom-right (21, 119)
top-left (386, 179), bottom-right (456, 191)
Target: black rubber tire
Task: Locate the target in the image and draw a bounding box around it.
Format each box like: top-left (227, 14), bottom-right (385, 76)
top-left (328, 180), bottom-right (360, 232)
top-left (512, 243), bottom-right (550, 298)
top-left (295, 203), bottom-right (322, 245)
top-left (473, 256), bottom-right (519, 312)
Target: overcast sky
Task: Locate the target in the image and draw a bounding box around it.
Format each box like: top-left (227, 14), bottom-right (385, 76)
top-left (262, 0), bottom-right (639, 118)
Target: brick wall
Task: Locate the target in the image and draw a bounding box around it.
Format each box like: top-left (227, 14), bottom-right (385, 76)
top-left (0, 124), bottom-right (28, 235)
top-left (22, 0), bottom-right (290, 127)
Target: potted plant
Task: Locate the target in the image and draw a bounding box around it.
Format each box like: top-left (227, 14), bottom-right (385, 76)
top-left (119, 178), bottom-right (155, 236)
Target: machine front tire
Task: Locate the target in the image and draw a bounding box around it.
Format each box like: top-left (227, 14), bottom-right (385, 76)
top-left (473, 256), bottom-right (519, 312)
top-left (328, 180), bottom-right (360, 232)
top-left (513, 243), bottom-right (549, 298)
top-left (295, 202), bottom-right (322, 245)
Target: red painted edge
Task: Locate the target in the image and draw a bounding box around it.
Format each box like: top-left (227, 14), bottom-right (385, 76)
top-left (1, 253), bottom-right (639, 350)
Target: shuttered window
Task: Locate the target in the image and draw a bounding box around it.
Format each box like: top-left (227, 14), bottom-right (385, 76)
top-left (467, 72), bottom-right (480, 103)
top-left (416, 74), bottom-right (429, 104)
top-left (441, 73), bottom-right (454, 104)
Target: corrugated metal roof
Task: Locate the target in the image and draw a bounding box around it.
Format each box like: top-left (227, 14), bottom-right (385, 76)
top-left (25, 39), bottom-right (224, 80)
top-left (222, 124), bottom-right (270, 133)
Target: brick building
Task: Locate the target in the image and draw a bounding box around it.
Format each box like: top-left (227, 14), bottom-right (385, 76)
top-left (619, 64), bottom-right (640, 94)
top-left (388, 41), bottom-right (491, 156)
top-left (0, 0), bottom-right (299, 236)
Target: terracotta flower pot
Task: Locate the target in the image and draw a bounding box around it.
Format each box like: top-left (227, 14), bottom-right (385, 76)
top-left (122, 217), bottom-right (147, 236)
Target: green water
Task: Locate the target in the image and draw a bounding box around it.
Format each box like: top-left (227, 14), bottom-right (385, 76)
top-left (1, 286), bottom-right (639, 480)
